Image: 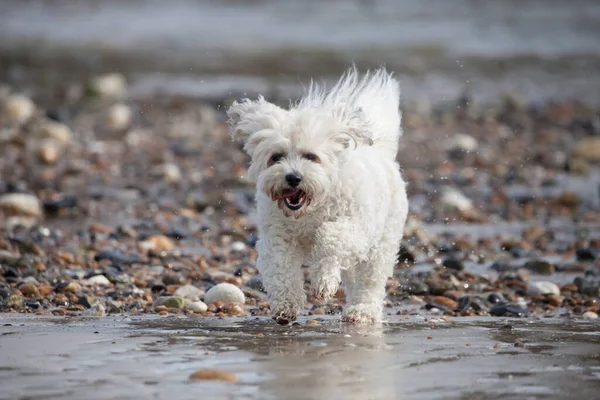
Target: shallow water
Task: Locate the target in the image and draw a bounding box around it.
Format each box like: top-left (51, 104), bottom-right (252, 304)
top-left (2, 0), bottom-right (600, 104)
top-left (1, 315), bottom-right (599, 400)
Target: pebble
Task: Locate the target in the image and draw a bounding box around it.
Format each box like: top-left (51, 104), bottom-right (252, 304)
top-left (88, 73), bottom-right (126, 98)
top-left (449, 133), bottom-right (478, 152)
top-left (3, 94), bottom-right (35, 123)
top-left (56, 281), bottom-right (82, 294)
top-left (245, 277), bottom-right (266, 293)
top-left (230, 241), bottom-right (246, 252)
top-left (487, 293), bottom-right (505, 304)
top-left (527, 281), bottom-right (560, 296)
top-left (19, 283), bottom-right (39, 298)
top-left (40, 121), bottom-right (72, 144)
top-left (155, 296), bottom-right (187, 309)
top-left (524, 260), bottom-right (554, 275)
top-left (439, 187), bottom-right (473, 212)
top-left (139, 234), bottom-right (176, 253)
top-left (84, 275), bottom-right (111, 287)
top-left (105, 103), bottom-right (132, 130)
top-left (490, 303), bottom-right (529, 318)
top-left (0, 193), bottom-right (43, 217)
top-left (582, 311), bottom-right (598, 320)
top-left (94, 250), bottom-right (140, 265)
top-left (430, 296), bottom-right (458, 310)
top-left (575, 248), bottom-right (596, 261)
top-left (189, 369), bottom-right (238, 383)
top-left (174, 284), bottom-right (204, 301)
top-left (442, 258), bottom-right (464, 271)
top-left (38, 140), bottom-right (60, 164)
top-left (204, 283), bottom-right (245, 305)
top-left (571, 137), bottom-right (600, 162)
top-left (0, 250), bottom-right (20, 264)
top-left (83, 303), bottom-right (106, 317)
top-left (150, 163), bottom-right (181, 184)
top-left (187, 301), bottom-right (208, 313)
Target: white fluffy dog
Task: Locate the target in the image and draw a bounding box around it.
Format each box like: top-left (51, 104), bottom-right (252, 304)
top-left (227, 67), bottom-right (408, 325)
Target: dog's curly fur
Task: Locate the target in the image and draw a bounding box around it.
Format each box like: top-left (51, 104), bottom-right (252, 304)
top-left (227, 67), bottom-right (408, 325)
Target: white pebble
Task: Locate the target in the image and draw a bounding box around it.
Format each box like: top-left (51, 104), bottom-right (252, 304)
top-left (85, 275), bottom-right (111, 286)
top-left (187, 301), bottom-right (208, 313)
top-left (89, 73), bottom-right (126, 98)
top-left (4, 94), bottom-right (35, 123)
top-left (440, 187), bottom-right (473, 212)
top-left (582, 311), bottom-right (598, 320)
top-left (40, 121), bottom-right (72, 144)
top-left (449, 133), bottom-right (478, 152)
top-left (230, 241), bottom-right (246, 252)
top-left (0, 193), bottom-right (42, 217)
top-left (105, 103), bottom-right (132, 130)
top-left (150, 163), bottom-right (181, 184)
top-left (204, 283), bottom-right (245, 305)
top-left (527, 281), bottom-right (560, 296)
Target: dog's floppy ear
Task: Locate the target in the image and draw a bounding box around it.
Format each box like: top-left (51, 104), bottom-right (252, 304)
top-left (227, 96), bottom-right (286, 145)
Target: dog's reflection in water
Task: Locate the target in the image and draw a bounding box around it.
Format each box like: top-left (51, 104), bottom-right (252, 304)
top-left (255, 323), bottom-right (397, 400)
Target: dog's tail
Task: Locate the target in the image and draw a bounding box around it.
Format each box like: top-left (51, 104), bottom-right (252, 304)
top-left (298, 66), bottom-right (402, 159)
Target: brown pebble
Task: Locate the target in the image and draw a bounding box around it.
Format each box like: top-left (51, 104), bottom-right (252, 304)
top-left (306, 319), bottom-right (319, 325)
top-left (547, 294), bottom-right (562, 307)
top-left (562, 284), bottom-right (579, 292)
top-left (142, 235), bottom-right (175, 253)
top-left (158, 311), bottom-right (168, 316)
top-left (431, 296), bottom-right (458, 310)
top-left (154, 305), bottom-right (168, 313)
top-left (493, 343), bottom-right (501, 349)
top-left (189, 369), bottom-right (238, 383)
top-left (225, 303), bottom-right (246, 316)
top-left (39, 142), bottom-right (59, 164)
top-left (19, 283), bottom-right (40, 298)
top-left (427, 336), bottom-right (433, 340)
top-left (89, 223), bottom-right (113, 234)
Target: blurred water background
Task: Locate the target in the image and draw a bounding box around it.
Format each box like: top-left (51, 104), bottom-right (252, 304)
top-left (1, 0), bottom-right (600, 104)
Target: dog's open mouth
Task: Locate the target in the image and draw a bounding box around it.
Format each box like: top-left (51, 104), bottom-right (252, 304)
top-left (272, 188), bottom-right (309, 211)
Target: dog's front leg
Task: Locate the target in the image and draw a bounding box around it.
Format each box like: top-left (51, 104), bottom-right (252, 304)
top-left (309, 218), bottom-right (366, 301)
top-left (257, 233), bottom-right (305, 325)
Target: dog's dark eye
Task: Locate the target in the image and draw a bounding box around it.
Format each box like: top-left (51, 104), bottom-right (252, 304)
top-left (303, 153), bottom-right (320, 163)
top-left (268, 153), bottom-right (285, 166)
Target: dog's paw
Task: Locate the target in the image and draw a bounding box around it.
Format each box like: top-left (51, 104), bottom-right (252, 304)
top-left (271, 309), bottom-right (298, 326)
top-left (342, 305), bottom-right (381, 325)
top-left (311, 277), bottom-right (340, 301)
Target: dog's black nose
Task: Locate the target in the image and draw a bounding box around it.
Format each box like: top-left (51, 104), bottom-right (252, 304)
top-left (285, 172), bottom-right (302, 187)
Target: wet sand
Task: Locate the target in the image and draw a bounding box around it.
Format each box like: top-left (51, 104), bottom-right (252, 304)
top-left (1, 314), bottom-right (599, 400)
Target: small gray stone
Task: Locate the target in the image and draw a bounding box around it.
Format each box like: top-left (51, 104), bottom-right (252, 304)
top-left (174, 284), bottom-right (204, 301)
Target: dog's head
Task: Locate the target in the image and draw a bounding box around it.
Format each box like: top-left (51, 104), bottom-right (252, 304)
top-left (227, 96), bottom-right (369, 219)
